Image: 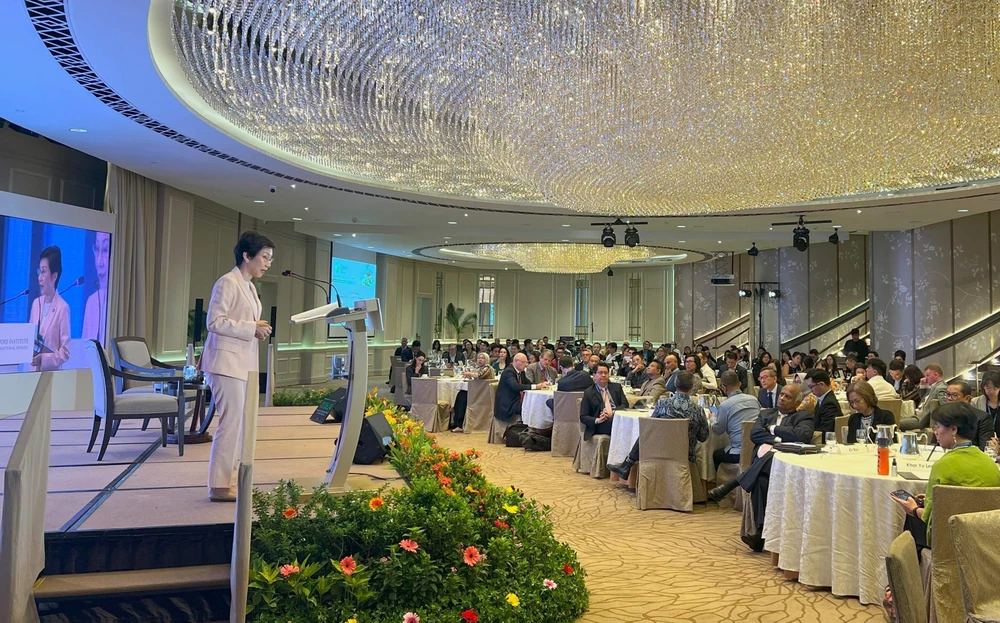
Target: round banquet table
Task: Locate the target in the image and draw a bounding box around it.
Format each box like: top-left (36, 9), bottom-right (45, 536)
top-left (607, 408), bottom-right (728, 481)
top-left (521, 388), bottom-right (556, 429)
top-left (762, 449), bottom-right (929, 605)
top-left (434, 377), bottom-right (468, 406)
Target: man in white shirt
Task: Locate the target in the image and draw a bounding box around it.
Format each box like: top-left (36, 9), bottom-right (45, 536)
top-left (865, 358), bottom-right (899, 401)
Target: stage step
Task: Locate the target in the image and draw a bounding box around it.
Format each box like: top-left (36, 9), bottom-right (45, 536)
top-left (34, 564), bottom-right (230, 598)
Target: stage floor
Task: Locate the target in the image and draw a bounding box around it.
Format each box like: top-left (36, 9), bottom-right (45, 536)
top-left (0, 406), bottom-right (404, 533)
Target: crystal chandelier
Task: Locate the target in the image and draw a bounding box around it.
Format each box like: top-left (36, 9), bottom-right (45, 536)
top-left (471, 243), bottom-right (652, 273)
top-left (172, 1), bottom-right (1000, 215)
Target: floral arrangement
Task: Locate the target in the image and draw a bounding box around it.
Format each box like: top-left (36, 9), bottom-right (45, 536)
top-left (247, 395), bottom-right (588, 622)
top-left (271, 386), bottom-right (338, 407)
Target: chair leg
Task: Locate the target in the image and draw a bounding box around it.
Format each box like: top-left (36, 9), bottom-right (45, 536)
top-left (97, 418), bottom-right (114, 461)
top-left (111, 420), bottom-right (121, 437)
top-left (160, 416), bottom-right (169, 447)
top-left (176, 406), bottom-right (185, 457)
top-left (141, 417), bottom-right (150, 431)
top-left (87, 415), bottom-right (101, 453)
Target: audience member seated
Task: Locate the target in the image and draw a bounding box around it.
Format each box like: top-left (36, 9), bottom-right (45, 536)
top-left (865, 358), bottom-right (899, 400)
top-left (844, 327), bottom-right (869, 360)
top-left (442, 343), bottom-right (466, 365)
top-left (851, 361), bottom-right (867, 383)
top-left (844, 380), bottom-right (896, 443)
top-left (607, 371), bottom-right (708, 479)
top-left (494, 352), bottom-right (549, 423)
top-left (451, 353), bottom-right (496, 432)
top-left (972, 371), bottom-right (1000, 435)
top-left (638, 359), bottom-right (667, 405)
top-left (887, 358), bottom-right (905, 393)
top-left (683, 354), bottom-right (705, 393)
top-left (721, 351), bottom-right (748, 391)
top-left (756, 368), bottom-right (780, 409)
top-left (394, 337), bottom-right (414, 362)
top-left (544, 355), bottom-right (593, 411)
top-left (585, 353), bottom-right (602, 375)
top-left (751, 350), bottom-right (771, 382)
top-left (820, 354), bottom-right (843, 379)
top-left (428, 340), bottom-right (443, 360)
top-left (605, 342), bottom-right (621, 367)
top-left (698, 351), bottom-right (719, 392)
top-left (492, 346), bottom-right (512, 374)
top-left (640, 341), bottom-right (656, 364)
top-left (580, 363), bottom-right (627, 440)
top-left (842, 354), bottom-right (859, 379)
top-left (663, 353), bottom-right (680, 392)
top-left (525, 349), bottom-right (558, 384)
top-left (900, 364), bottom-right (948, 430)
top-left (711, 370), bottom-right (762, 469)
top-left (804, 369), bottom-right (842, 434)
top-left (625, 354), bottom-right (647, 389)
top-left (405, 352), bottom-right (428, 396)
top-left (943, 380), bottom-right (996, 450)
top-left (463, 339), bottom-right (476, 361)
top-left (617, 347), bottom-right (636, 376)
top-left (653, 346), bottom-right (669, 366)
top-left (898, 364), bottom-right (924, 406)
top-left (708, 383), bottom-right (814, 551)
top-left (893, 349), bottom-right (907, 363)
top-left (890, 402), bottom-right (1000, 556)
top-left (782, 352), bottom-right (805, 378)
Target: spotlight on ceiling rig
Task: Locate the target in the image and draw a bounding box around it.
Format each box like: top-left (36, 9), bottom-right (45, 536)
top-left (747, 243), bottom-right (759, 257)
top-left (607, 267), bottom-right (614, 277)
top-left (828, 230), bottom-right (840, 245)
top-left (768, 289), bottom-right (781, 299)
top-left (738, 288), bottom-right (753, 298)
top-left (771, 215), bottom-right (831, 254)
top-left (601, 225), bottom-right (616, 248)
top-left (624, 225), bottom-right (639, 247)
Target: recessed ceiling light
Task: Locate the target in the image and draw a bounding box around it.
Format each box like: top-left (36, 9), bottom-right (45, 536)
top-left (443, 236), bottom-right (452, 239)
top-left (678, 240), bottom-right (686, 243)
top-left (69, 128), bottom-right (88, 133)
top-left (290, 184), bottom-right (296, 189)
top-left (769, 227), bottom-right (773, 231)
top-left (367, 246), bottom-right (374, 249)
top-left (254, 200), bottom-right (265, 204)
top-left (562, 224), bottom-right (571, 227)
top-left (857, 209), bottom-right (863, 213)
top-left (505, 267), bottom-right (508, 270)
top-left (833, 225), bottom-right (842, 229)
top-left (958, 209), bottom-right (969, 212)
top-left (351, 233), bottom-right (357, 237)
top-left (464, 213), bottom-right (469, 217)
top-left (292, 217), bottom-right (302, 221)
top-left (561, 239), bottom-right (569, 242)
top-left (677, 225), bottom-right (686, 228)
top-left (334, 233), bottom-right (342, 237)
top-left (304, 207), bottom-right (309, 210)
top-left (718, 240), bottom-right (722, 244)
top-left (451, 260), bottom-right (456, 263)
top-left (448, 221), bottom-right (457, 224)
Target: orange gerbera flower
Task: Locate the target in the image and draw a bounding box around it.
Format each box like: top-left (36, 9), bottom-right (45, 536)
top-left (282, 507), bottom-right (297, 519)
top-left (369, 496), bottom-right (385, 511)
top-left (340, 556), bottom-right (356, 575)
top-left (399, 538), bottom-right (419, 553)
top-left (463, 546), bottom-right (481, 566)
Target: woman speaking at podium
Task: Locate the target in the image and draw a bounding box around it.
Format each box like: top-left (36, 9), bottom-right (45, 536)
top-left (29, 245), bottom-right (71, 371)
top-left (200, 232), bottom-right (274, 502)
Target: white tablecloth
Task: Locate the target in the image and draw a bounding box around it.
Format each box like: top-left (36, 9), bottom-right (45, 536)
top-left (434, 378), bottom-right (468, 406)
top-left (762, 451), bottom-right (929, 605)
top-left (607, 408), bottom-right (726, 481)
top-left (522, 389), bottom-right (555, 429)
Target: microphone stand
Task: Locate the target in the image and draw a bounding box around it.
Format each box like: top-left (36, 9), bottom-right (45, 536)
top-left (0, 289), bottom-right (29, 309)
top-left (281, 270), bottom-right (331, 305)
top-left (59, 277), bottom-right (85, 296)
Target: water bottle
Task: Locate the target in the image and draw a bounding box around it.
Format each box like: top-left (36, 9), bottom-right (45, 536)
top-left (877, 436), bottom-right (891, 476)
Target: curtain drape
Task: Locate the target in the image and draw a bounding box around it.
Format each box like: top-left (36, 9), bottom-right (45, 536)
top-left (104, 164), bottom-right (157, 341)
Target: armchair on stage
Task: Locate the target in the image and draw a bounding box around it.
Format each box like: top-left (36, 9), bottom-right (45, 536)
top-left (290, 298), bottom-right (382, 493)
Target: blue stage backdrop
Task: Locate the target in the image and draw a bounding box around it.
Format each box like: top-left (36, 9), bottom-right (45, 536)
top-left (0, 214), bottom-right (111, 373)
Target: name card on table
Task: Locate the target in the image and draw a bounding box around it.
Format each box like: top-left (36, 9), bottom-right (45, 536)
top-left (0, 323), bottom-right (35, 365)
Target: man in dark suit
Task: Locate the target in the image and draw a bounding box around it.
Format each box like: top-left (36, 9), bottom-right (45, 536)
top-left (945, 380), bottom-right (996, 450)
top-left (580, 362), bottom-right (628, 440)
top-left (545, 355), bottom-right (594, 411)
top-left (639, 341), bottom-right (656, 364)
top-left (708, 383), bottom-right (815, 551)
top-left (843, 327), bottom-right (869, 361)
top-left (756, 368), bottom-right (780, 409)
top-left (441, 343), bottom-right (466, 365)
top-left (494, 352), bottom-right (550, 422)
top-left (663, 353), bottom-right (680, 392)
top-left (721, 351), bottom-right (748, 392)
top-left (804, 369), bottom-right (842, 434)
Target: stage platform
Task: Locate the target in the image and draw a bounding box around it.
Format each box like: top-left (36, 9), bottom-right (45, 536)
top-left (0, 406), bottom-right (404, 534)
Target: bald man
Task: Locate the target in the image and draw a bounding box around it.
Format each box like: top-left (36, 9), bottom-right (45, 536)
top-left (708, 383), bottom-right (815, 551)
top-left (494, 352), bottom-right (549, 422)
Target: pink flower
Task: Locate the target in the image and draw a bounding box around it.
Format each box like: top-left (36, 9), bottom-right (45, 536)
top-left (380, 557), bottom-right (389, 563)
top-left (340, 556), bottom-right (356, 576)
top-left (399, 538), bottom-right (419, 553)
top-left (279, 564), bottom-right (299, 577)
top-left (543, 579), bottom-right (557, 589)
top-left (403, 613), bottom-right (420, 623)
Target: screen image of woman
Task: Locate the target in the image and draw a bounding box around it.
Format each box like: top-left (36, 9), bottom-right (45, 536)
top-left (82, 231), bottom-right (109, 343)
top-left (28, 245), bottom-right (71, 370)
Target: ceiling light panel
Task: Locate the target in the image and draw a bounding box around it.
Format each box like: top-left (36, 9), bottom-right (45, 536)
top-left (174, 1), bottom-right (1000, 215)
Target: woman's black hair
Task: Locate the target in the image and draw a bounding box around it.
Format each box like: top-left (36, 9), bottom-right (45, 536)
top-left (233, 231), bottom-right (275, 267)
top-left (40, 246), bottom-right (62, 287)
top-left (932, 402), bottom-right (978, 440)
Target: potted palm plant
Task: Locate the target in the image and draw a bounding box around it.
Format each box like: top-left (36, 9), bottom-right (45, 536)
top-left (444, 303), bottom-right (477, 340)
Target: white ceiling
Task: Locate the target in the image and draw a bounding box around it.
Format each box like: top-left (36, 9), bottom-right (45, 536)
top-left (2, 0), bottom-right (999, 270)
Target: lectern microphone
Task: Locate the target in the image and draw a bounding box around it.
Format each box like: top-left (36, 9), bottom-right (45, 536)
top-left (0, 288), bottom-right (29, 308)
top-left (280, 269), bottom-right (332, 306)
top-left (59, 275), bottom-right (85, 295)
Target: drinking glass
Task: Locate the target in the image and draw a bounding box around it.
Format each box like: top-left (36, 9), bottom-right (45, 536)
top-left (824, 432), bottom-right (837, 448)
top-left (856, 429), bottom-right (868, 445)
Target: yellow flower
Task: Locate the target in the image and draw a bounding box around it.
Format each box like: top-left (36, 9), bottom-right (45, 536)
top-left (371, 387), bottom-right (378, 394)
top-left (385, 414), bottom-right (397, 426)
top-left (503, 504), bottom-right (518, 514)
top-left (365, 409), bottom-right (374, 416)
top-left (347, 619), bottom-right (358, 623)
top-left (505, 486), bottom-right (514, 494)
top-left (506, 593), bottom-right (520, 607)
top-left (382, 408), bottom-right (394, 417)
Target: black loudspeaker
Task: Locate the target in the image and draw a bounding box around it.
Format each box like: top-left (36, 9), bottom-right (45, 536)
top-left (269, 306), bottom-right (277, 342)
top-left (354, 412), bottom-right (394, 465)
top-left (310, 387), bottom-right (348, 424)
top-left (193, 298), bottom-right (204, 343)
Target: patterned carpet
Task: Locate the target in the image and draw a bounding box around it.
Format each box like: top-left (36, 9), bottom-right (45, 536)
top-left (440, 431), bottom-right (886, 623)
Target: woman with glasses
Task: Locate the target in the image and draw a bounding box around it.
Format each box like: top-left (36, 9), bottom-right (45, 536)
top-left (844, 380), bottom-right (896, 444)
top-left (28, 246), bottom-right (71, 371)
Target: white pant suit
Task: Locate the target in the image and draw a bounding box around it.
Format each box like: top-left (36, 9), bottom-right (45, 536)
top-left (200, 266), bottom-right (262, 490)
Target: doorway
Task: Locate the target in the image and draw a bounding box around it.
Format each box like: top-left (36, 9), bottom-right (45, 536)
top-left (415, 296), bottom-right (433, 344)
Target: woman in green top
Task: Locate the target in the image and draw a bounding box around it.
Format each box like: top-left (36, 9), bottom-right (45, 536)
top-left (891, 401), bottom-right (1000, 548)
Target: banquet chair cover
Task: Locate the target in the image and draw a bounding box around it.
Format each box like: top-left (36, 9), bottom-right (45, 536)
top-left (392, 365), bottom-right (411, 407)
top-left (551, 392), bottom-right (585, 457)
top-left (464, 380), bottom-right (496, 433)
top-left (886, 531), bottom-right (928, 623)
top-left (230, 372), bottom-right (259, 623)
top-left (931, 486), bottom-right (1000, 623)
top-left (410, 378), bottom-right (450, 433)
top-left (739, 420), bottom-right (762, 537)
top-left (636, 418), bottom-right (695, 511)
top-left (489, 412), bottom-right (522, 445)
top-left (881, 398), bottom-right (903, 426)
top-left (572, 423), bottom-right (610, 478)
top-left (836, 415), bottom-right (850, 444)
top-left (949, 509), bottom-right (1000, 623)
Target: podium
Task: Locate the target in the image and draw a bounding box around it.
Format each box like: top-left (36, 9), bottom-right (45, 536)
top-left (290, 298), bottom-right (382, 492)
